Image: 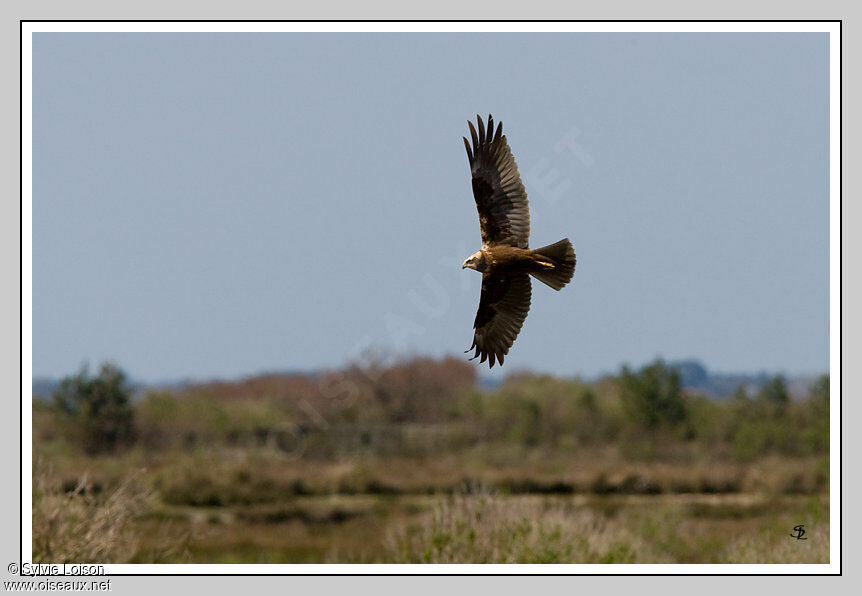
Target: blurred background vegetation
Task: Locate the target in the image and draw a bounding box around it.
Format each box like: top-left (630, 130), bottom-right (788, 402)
top-left (32, 357), bottom-right (830, 564)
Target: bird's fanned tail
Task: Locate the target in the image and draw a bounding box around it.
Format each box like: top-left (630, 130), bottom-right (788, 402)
top-left (529, 238), bottom-right (576, 291)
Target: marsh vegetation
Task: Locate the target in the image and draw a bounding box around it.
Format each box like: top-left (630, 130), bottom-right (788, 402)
top-left (32, 358), bottom-right (829, 564)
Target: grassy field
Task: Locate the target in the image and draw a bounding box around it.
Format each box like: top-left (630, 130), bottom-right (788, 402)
top-left (32, 358), bottom-right (830, 564)
top-left (33, 458), bottom-right (829, 564)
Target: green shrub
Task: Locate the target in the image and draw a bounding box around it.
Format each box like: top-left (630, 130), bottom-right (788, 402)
top-left (619, 360), bottom-right (687, 428)
top-left (757, 375), bottom-right (790, 416)
top-left (52, 363), bottom-right (135, 455)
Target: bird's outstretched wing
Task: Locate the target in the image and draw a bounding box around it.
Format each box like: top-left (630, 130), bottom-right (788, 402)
top-left (466, 273), bottom-right (532, 368)
top-left (463, 114), bottom-right (530, 249)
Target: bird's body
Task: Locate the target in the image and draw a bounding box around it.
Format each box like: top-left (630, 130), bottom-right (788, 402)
top-left (462, 115), bottom-right (576, 367)
top-left (464, 245), bottom-right (555, 275)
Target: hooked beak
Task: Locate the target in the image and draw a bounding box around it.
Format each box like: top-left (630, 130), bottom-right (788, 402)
top-left (462, 261), bottom-right (469, 269)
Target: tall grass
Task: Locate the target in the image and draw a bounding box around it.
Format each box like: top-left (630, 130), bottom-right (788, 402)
top-left (32, 463), bottom-right (151, 563)
top-left (390, 487), bottom-right (657, 563)
top-left (32, 461), bottom-right (190, 563)
top-left (389, 489), bottom-right (829, 564)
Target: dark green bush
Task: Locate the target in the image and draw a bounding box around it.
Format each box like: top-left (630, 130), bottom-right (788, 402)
top-left (53, 363), bottom-right (135, 455)
top-left (757, 375), bottom-right (790, 416)
top-left (619, 360), bottom-right (687, 429)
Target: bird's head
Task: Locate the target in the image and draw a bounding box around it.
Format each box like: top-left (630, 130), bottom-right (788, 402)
top-left (462, 251), bottom-right (487, 272)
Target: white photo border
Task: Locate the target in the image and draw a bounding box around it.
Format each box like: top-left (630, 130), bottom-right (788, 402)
top-left (20, 19), bottom-right (841, 576)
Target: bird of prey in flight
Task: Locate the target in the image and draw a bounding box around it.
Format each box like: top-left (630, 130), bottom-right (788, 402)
top-left (462, 114), bottom-right (576, 368)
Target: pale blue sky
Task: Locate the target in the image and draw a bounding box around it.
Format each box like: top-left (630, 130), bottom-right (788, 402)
top-left (32, 32), bottom-right (829, 381)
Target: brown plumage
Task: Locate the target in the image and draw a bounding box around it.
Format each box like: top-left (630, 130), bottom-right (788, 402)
top-left (462, 115), bottom-right (576, 367)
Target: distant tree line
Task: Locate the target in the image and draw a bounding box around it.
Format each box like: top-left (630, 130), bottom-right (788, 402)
top-left (44, 358), bottom-right (829, 461)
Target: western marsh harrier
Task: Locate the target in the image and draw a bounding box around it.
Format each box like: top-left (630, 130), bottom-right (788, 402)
top-left (462, 114), bottom-right (576, 367)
